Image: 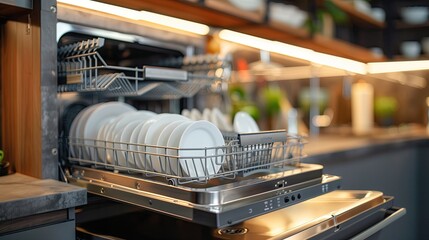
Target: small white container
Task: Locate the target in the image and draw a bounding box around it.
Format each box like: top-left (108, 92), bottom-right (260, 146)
top-left (400, 41), bottom-right (421, 59)
top-left (353, 0), bottom-right (372, 15)
top-left (352, 81), bottom-right (374, 136)
top-left (401, 7), bottom-right (429, 24)
top-left (371, 8), bottom-right (385, 22)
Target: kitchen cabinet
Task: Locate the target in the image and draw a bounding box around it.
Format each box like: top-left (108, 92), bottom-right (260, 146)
top-left (0, 173), bottom-right (86, 240)
top-left (97, 0), bottom-right (385, 62)
top-left (350, 0), bottom-right (429, 59)
top-left (0, 0), bottom-right (57, 179)
top-left (303, 134), bottom-right (429, 240)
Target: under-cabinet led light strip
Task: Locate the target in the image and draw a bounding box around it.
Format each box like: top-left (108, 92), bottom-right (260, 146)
top-left (57, 0), bottom-right (210, 35)
top-left (367, 60), bottom-right (429, 74)
top-left (219, 30), bottom-right (367, 75)
top-left (219, 30), bottom-right (429, 74)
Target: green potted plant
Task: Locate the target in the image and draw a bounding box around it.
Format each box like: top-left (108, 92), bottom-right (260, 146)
top-left (307, 0), bottom-right (349, 37)
top-left (374, 96), bottom-right (397, 127)
top-left (0, 150), bottom-right (9, 176)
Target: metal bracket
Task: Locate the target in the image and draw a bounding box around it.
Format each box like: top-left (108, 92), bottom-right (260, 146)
top-left (332, 214), bottom-right (341, 232)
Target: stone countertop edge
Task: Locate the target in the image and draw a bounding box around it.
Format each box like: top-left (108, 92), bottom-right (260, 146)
top-left (302, 134), bottom-right (429, 163)
top-left (0, 173), bottom-right (87, 221)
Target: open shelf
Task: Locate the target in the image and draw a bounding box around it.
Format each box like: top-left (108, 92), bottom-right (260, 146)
top-left (96, 0), bottom-right (386, 62)
top-left (395, 20), bottom-right (429, 29)
top-left (330, 0), bottom-right (385, 28)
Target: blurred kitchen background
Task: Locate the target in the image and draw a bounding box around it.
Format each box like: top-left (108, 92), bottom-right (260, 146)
top-left (183, 0), bottom-right (429, 137)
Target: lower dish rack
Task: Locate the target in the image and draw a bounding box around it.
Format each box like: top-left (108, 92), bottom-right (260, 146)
top-left (64, 130), bottom-right (342, 227)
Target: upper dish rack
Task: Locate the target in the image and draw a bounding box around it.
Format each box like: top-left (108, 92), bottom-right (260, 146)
top-left (57, 38), bottom-right (231, 99)
top-left (66, 130), bottom-right (305, 185)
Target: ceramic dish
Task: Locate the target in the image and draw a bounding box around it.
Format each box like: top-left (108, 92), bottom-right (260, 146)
top-left (95, 119), bottom-right (116, 162)
top-left (211, 107), bottom-right (233, 132)
top-left (69, 106), bottom-right (91, 158)
top-left (202, 108), bottom-right (212, 121)
top-left (74, 102), bottom-right (114, 160)
top-left (81, 102), bottom-right (136, 160)
top-left (103, 110), bottom-right (155, 163)
top-left (116, 120), bottom-right (142, 167)
top-left (190, 108), bottom-right (202, 121)
top-left (166, 121), bottom-right (194, 175)
top-left (155, 120), bottom-right (190, 174)
top-left (136, 114), bottom-right (172, 170)
top-left (181, 109), bottom-right (191, 118)
top-left (129, 121), bottom-right (149, 169)
top-left (70, 103), bottom-right (105, 159)
top-left (144, 114), bottom-right (189, 172)
top-left (229, 0), bottom-right (263, 11)
top-left (177, 120), bottom-right (225, 178)
top-left (233, 111), bottom-right (260, 133)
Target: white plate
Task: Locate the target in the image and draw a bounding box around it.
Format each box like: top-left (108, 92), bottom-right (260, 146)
top-left (202, 108), bottom-right (212, 121)
top-left (72, 102), bottom-right (106, 159)
top-left (233, 111), bottom-right (260, 133)
top-left (95, 118), bottom-right (116, 162)
top-left (82, 102), bottom-right (136, 161)
top-left (166, 121), bottom-right (194, 175)
top-left (69, 106), bottom-right (91, 158)
top-left (178, 120), bottom-right (225, 178)
top-left (129, 121), bottom-right (149, 169)
top-left (181, 109), bottom-right (191, 118)
top-left (144, 114), bottom-right (189, 172)
top-left (104, 110), bottom-right (156, 163)
top-left (135, 113), bottom-right (172, 170)
top-left (155, 119), bottom-right (190, 173)
top-left (190, 108), bottom-right (202, 121)
top-left (116, 120), bottom-right (142, 167)
top-left (229, 0), bottom-right (263, 11)
top-left (211, 107), bottom-right (233, 132)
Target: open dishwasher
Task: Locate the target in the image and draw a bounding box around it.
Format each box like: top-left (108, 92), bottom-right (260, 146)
top-left (56, 19), bottom-right (405, 240)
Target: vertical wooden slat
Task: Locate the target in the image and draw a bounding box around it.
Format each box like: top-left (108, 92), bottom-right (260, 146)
top-left (1, 6), bottom-right (42, 178)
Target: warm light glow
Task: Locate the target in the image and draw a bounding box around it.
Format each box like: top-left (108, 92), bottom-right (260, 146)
top-left (310, 52), bottom-right (367, 75)
top-left (139, 11), bottom-right (210, 35)
top-left (219, 30), bottom-right (276, 52)
top-left (367, 60), bottom-right (429, 74)
top-left (219, 29), bottom-right (366, 74)
top-left (273, 41), bottom-right (314, 61)
top-left (57, 0), bottom-right (210, 35)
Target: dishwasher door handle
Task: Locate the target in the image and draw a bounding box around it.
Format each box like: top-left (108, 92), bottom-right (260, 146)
top-left (350, 207), bottom-right (406, 240)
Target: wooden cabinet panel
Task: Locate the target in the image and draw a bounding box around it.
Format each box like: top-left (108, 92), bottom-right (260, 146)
top-left (1, 4), bottom-right (42, 178)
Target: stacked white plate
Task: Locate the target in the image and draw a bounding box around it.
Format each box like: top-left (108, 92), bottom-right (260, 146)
top-left (70, 104), bottom-right (226, 178)
top-left (233, 111), bottom-right (260, 133)
top-left (181, 107), bottom-right (233, 132)
top-left (69, 102), bottom-right (137, 161)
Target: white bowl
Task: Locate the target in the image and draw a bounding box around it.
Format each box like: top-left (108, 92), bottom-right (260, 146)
top-left (371, 8), bottom-right (385, 22)
top-left (400, 41), bottom-right (421, 59)
top-left (228, 0), bottom-right (263, 11)
top-left (422, 37), bottom-right (429, 55)
top-left (401, 7), bottom-right (429, 24)
top-left (353, 0), bottom-right (372, 15)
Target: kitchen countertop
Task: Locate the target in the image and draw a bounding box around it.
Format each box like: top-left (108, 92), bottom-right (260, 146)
top-left (0, 173), bottom-right (87, 221)
top-left (302, 127), bottom-right (429, 162)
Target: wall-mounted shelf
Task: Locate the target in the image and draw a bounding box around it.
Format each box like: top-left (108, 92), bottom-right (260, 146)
top-left (395, 20), bottom-right (429, 29)
top-left (97, 0), bottom-right (386, 62)
top-left (330, 0), bottom-right (385, 28)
